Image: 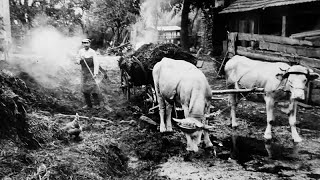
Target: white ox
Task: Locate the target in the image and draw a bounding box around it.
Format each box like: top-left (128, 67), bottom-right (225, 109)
top-left (225, 55), bottom-right (319, 142)
top-left (153, 57), bottom-right (213, 152)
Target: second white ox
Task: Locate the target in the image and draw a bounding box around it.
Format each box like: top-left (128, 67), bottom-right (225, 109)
top-left (153, 57), bottom-right (213, 152)
top-left (225, 55), bottom-right (319, 142)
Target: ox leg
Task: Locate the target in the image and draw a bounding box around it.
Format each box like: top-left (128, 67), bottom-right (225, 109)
top-left (182, 104), bottom-right (189, 118)
top-left (264, 95), bottom-right (275, 140)
top-left (165, 101), bottom-right (173, 132)
top-left (289, 101), bottom-right (302, 143)
top-left (157, 96), bottom-right (167, 132)
top-left (229, 93), bottom-right (239, 127)
top-left (203, 119), bottom-right (213, 148)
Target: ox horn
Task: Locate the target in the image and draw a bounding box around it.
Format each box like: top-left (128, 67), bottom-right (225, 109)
top-left (172, 118), bottom-right (198, 130)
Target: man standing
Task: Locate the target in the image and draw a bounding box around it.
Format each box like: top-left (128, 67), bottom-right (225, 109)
top-left (76, 39), bottom-right (100, 109)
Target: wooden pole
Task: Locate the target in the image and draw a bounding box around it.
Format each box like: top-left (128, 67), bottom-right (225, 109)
top-left (250, 19), bottom-right (255, 47)
top-left (227, 32), bottom-right (237, 58)
top-left (306, 82), bottom-right (313, 104)
top-left (282, 15), bottom-right (287, 37)
top-left (55, 113), bottom-right (114, 124)
top-left (211, 88), bottom-right (264, 95)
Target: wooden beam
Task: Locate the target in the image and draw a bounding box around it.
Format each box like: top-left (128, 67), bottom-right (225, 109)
top-left (290, 30), bottom-right (320, 39)
top-left (212, 88), bottom-right (265, 94)
top-left (298, 56), bottom-right (320, 69)
top-left (237, 46), bottom-right (320, 68)
top-left (259, 41), bottom-right (320, 58)
top-left (237, 33), bottom-right (320, 47)
top-left (237, 46), bottom-right (292, 63)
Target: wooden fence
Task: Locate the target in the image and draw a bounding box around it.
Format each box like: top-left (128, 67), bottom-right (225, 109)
top-left (227, 32), bottom-right (320, 104)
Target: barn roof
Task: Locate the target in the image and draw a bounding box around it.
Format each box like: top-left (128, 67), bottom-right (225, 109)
top-left (220, 0), bottom-right (320, 14)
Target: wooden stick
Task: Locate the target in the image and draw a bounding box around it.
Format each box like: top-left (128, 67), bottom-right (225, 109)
top-left (212, 88), bottom-right (264, 94)
top-left (139, 115), bottom-right (158, 125)
top-left (108, 42), bottom-right (130, 50)
top-left (55, 113), bottom-right (114, 124)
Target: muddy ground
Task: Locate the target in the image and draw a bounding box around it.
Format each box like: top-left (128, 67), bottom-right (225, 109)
top-left (1, 55), bottom-right (320, 180)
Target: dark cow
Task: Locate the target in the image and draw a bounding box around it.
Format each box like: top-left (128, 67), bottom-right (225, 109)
top-left (153, 57), bottom-right (213, 152)
top-left (225, 55), bottom-right (319, 142)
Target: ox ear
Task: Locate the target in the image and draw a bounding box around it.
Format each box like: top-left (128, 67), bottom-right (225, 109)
top-left (276, 67), bottom-right (289, 80)
top-left (308, 72), bottom-right (320, 81)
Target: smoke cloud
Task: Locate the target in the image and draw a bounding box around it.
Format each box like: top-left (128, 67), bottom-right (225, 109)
top-left (130, 0), bottom-right (182, 49)
top-left (10, 25), bottom-right (85, 90)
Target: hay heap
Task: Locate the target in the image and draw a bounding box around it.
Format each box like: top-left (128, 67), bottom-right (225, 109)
top-left (118, 43), bottom-right (197, 86)
top-left (0, 70), bottom-right (40, 148)
top-left (0, 61), bottom-right (76, 148)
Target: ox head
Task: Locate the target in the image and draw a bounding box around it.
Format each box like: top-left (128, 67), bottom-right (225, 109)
top-left (277, 65), bottom-right (319, 100)
top-left (172, 117), bottom-right (214, 152)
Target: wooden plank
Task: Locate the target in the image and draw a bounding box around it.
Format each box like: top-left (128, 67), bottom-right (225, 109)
top-left (237, 33), bottom-right (320, 47)
top-left (298, 56), bottom-right (320, 69)
top-left (237, 46), bottom-right (320, 68)
top-left (290, 30), bottom-right (320, 39)
top-left (237, 46), bottom-right (292, 63)
top-left (259, 41), bottom-right (320, 58)
top-left (212, 88), bottom-right (265, 94)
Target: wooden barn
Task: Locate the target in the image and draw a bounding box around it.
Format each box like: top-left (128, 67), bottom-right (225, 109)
top-left (220, 0), bottom-right (320, 38)
top-left (217, 0), bottom-right (320, 105)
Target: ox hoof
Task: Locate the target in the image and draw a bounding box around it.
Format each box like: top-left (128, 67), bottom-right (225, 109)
top-left (231, 121), bottom-right (239, 128)
top-left (293, 137), bottom-right (302, 143)
top-left (183, 152), bottom-right (194, 162)
top-left (160, 127), bottom-right (167, 133)
top-left (204, 146), bottom-right (217, 157)
top-left (231, 124), bottom-right (239, 130)
top-left (263, 134), bottom-right (272, 140)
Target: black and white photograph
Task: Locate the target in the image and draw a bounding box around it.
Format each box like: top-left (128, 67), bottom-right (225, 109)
top-left (1, 0), bottom-right (320, 179)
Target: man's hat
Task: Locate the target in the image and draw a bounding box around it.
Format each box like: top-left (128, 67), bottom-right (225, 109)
top-left (82, 39), bottom-right (91, 43)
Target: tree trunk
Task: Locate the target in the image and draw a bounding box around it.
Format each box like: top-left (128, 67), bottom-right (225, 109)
top-left (181, 0), bottom-right (191, 51)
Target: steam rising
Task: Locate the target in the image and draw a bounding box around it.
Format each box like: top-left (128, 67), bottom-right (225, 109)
top-left (130, 0), bottom-right (182, 49)
top-left (11, 26), bottom-right (85, 89)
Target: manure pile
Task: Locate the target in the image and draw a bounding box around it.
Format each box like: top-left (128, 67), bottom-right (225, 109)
top-left (118, 43), bottom-right (197, 86)
top-left (0, 61), bottom-right (130, 180)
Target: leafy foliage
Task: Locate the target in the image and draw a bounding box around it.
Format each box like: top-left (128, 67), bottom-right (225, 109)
top-left (88, 0), bottom-right (140, 46)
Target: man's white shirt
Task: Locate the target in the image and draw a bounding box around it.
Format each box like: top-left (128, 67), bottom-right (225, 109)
top-left (76, 48), bottom-right (99, 75)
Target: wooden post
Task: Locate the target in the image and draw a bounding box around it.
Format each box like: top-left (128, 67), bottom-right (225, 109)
top-left (306, 82), bottom-right (313, 104)
top-left (249, 19), bottom-right (255, 47)
top-left (228, 32), bottom-right (238, 58)
top-left (239, 20), bottom-right (247, 47)
top-left (282, 15), bottom-right (287, 37)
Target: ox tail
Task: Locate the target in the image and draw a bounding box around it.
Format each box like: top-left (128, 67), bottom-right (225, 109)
top-left (152, 62), bottom-right (161, 97)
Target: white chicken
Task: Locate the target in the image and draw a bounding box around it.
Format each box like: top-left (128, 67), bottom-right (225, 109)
top-left (61, 113), bottom-right (82, 137)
